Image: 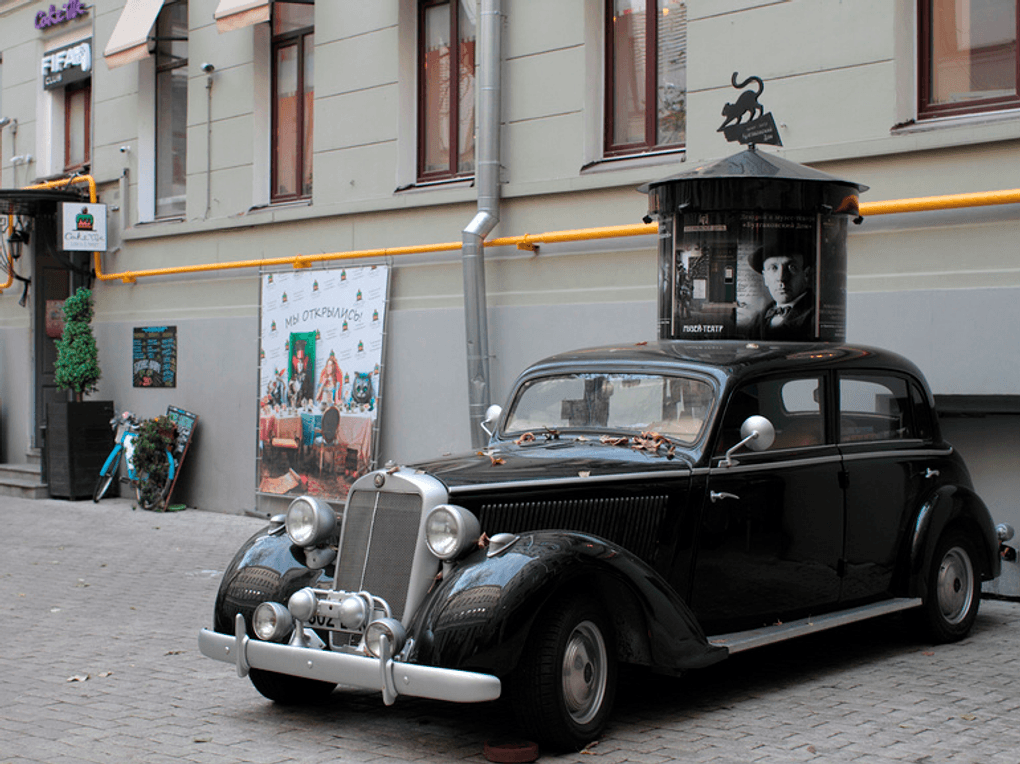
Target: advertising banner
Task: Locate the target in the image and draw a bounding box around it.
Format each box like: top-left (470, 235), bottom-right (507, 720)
top-left (664, 211), bottom-right (846, 342)
top-left (257, 266), bottom-right (389, 501)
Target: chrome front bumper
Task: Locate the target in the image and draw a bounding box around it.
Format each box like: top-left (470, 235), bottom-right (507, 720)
top-left (198, 615), bottom-right (501, 705)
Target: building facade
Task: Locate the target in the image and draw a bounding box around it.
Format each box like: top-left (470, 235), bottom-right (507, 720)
top-left (1, 0), bottom-right (1017, 590)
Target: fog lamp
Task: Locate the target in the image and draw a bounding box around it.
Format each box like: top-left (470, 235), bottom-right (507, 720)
top-left (288, 587), bottom-right (319, 623)
top-left (338, 595), bottom-right (369, 630)
top-left (365, 618), bottom-right (407, 658)
top-left (424, 504), bottom-right (481, 560)
top-left (253, 602), bottom-right (294, 642)
top-left (285, 496), bottom-right (337, 547)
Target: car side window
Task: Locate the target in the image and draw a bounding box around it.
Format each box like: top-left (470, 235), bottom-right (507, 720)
top-left (716, 375), bottom-right (825, 454)
top-left (839, 375), bottom-right (916, 443)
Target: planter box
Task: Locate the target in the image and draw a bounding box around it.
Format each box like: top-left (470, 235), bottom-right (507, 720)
top-left (46, 401), bottom-right (115, 500)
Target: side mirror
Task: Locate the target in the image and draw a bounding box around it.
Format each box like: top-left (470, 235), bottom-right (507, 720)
top-left (481, 404), bottom-right (503, 437)
top-left (722, 415), bottom-right (775, 467)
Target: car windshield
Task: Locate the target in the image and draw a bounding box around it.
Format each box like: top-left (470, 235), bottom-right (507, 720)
top-left (504, 372), bottom-right (715, 444)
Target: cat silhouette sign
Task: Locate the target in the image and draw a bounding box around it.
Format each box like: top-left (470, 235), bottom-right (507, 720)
top-left (718, 72), bottom-right (783, 147)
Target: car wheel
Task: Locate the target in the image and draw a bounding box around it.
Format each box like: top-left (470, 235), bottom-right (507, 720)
top-left (921, 530), bottom-right (981, 643)
top-left (248, 667), bottom-right (337, 704)
top-left (510, 597), bottom-right (617, 751)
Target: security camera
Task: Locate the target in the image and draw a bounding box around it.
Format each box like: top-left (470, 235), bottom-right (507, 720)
top-left (119, 145), bottom-right (130, 153)
top-left (201, 62), bottom-right (215, 73)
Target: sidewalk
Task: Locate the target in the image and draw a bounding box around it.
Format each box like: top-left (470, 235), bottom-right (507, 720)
top-left (3, 494), bottom-right (1020, 764)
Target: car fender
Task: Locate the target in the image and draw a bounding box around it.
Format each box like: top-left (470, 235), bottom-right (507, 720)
top-left (907, 484), bottom-right (1000, 598)
top-left (212, 524), bottom-right (332, 634)
top-left (405, 530), bottom-right (726, 676)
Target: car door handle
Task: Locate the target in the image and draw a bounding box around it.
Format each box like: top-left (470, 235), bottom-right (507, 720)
top-left (925, 468), bottom-right (940, 479)
top-left (710, 491), bottom-right (740, 503)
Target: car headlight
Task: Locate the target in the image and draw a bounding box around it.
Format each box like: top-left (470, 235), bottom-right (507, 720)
top-left (285, 496), bottom-right (337, 547)
top-left (365, 618), bottom-right (407, 658)
top-left (252, 602), bottom-right (293, 642)
top-left (424, 504), bottom-right (481, 560)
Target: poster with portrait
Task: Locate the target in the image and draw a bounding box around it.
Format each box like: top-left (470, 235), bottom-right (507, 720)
top-left (257, 265), bottom-right (389, 502)
top-left (661, 211), bottom-right (845, 342)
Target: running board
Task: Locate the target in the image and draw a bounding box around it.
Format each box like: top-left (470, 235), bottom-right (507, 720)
top-left (708, 598), bottom-right (922, 654)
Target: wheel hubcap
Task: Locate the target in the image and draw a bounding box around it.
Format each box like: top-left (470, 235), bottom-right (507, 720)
top-left (561, 620), bottom-right (607, 725)
top-left (937, 546), bottom-right (974, 625)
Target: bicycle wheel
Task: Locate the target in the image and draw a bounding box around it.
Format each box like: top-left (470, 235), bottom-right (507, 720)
top-left (135, 450), bottom-right (172, 511)
top-left (93, 451), bottom-right (121, 503)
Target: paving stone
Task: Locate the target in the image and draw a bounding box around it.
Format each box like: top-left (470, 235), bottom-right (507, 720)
top-left (3, 495), bottom-right (1020, 764)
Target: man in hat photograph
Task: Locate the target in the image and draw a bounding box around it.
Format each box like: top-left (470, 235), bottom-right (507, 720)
top-left (747, 244), bottom-right (816, 341)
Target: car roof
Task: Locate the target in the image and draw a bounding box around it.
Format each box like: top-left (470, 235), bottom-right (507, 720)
top-left (518, 340), bottom-right (930, 389)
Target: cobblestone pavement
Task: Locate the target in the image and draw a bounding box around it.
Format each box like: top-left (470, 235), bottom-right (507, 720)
top-left (3, 495), bottom-right (1019, 764)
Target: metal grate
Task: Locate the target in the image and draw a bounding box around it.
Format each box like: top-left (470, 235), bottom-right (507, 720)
top-left (335, 490), bottom-right (422, 619)
top-left (478, 495), bottom-right (669, 562)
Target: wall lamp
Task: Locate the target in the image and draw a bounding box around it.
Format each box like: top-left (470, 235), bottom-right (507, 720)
top-left (0, 116), bottom-right (17, 133)
top-left (11, 155), bottom-right (34, 166)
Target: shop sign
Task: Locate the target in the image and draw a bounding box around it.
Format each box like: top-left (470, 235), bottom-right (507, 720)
top-left (60, 202), bottom-right (108, 252)
top-left (41, 38), bottom-right (91, 90)
top-left (36, 0), bottom-right (90, 30)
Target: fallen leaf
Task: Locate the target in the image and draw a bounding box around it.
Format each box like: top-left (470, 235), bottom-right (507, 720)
top-left (193, 735), bottom-right (212, 744)
top-left (578, 471), bottom-right (591, 478)
top-left (67, 674), bottom-right (89, 682)
top-left (165, 650), bottom-right (185, 656)
top-left (97, 671), bottom-right (113, 678)
top-left (961, 714), bottom-right (976, 721)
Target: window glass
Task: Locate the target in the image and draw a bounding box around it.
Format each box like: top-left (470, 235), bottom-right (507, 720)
top-left (606, 0), bottom-right (686, 155)
top-left (418, 0), bottom-right (476, 181)
top-left (272, 2), bottom-right (313, 201)
top-left (717, 376), bottom-right (824, 453)
top-left (64, 81), bottom-right (90, 171)
top-left (921, 0), bottom-right (1019, 117)
top-left (839, 376), bottom-right (915, 443)
top-left (505, 373), bottom-right (714, 444)
top-left (155, 0), bottom-right (188, 219)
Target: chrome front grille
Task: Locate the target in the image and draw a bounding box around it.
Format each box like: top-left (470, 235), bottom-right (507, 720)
top-left (334, 490), bottom-right (422, 620)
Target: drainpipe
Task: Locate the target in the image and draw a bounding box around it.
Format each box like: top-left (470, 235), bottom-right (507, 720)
top-left (463, 0), bottom-right (502, 448)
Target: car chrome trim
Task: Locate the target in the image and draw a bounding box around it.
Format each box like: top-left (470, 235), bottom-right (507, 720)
top-left (448, 468), bottom-right (693, 494)
top-left (709, 453), bottom-right (843, 473)
top-left (839, 447), bottom-right (954, 463)
top-left (198, 621), bottom-right (502, 704)
top-left (708, 598), bottom-right (922, 654)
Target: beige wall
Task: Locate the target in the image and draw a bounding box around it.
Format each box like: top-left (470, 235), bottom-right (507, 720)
top-left (1, 0), bottom-right (1017, 529)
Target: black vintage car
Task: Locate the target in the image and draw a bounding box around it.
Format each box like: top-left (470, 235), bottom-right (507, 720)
top-left (199, 341), bottom-right (1014, 750)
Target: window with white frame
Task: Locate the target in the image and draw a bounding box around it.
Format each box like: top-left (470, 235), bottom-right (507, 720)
top-left (272, 1), bottom-right (314, 201)
top-left (418, 0), bottom-right (476, 182)
top-left (604, 0), bottom-right (686, 156)
top-left (919, 0), bottom-right (1020, 119)
top-left (155, 0), bottom-right (188, 218)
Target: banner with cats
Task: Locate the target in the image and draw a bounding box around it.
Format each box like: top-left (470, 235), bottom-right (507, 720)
top-left (257, 265), bottom-right (389, 502)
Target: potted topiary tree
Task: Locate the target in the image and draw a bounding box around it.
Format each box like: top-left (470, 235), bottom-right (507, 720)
top-left (47, 287), bottom-right (115, 500)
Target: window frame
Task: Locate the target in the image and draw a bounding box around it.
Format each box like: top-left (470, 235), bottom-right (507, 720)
top-left (63, 79), bottom-right (90, 173)
top-left (417, 0), bottom-right (475, 183)
top-left (603, 0), bottom-right (686, 157)
top-left (271, 1), bottom-right (314, 202)
top-left (918, 0), bottom-right (1020, 120)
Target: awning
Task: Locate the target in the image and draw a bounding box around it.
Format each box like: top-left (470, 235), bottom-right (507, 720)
top-left (214, 0), bottom-right (270, 33)
top-left (103, 0), bottom-right (166, 69)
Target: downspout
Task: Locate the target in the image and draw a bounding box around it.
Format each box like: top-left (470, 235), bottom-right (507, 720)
top-left (462, 0), bottom-right (502, 448)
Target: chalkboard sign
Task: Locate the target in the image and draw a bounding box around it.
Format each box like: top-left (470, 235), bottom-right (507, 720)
top-left (163, 405), bottom-right (199, 508)
top-left (133, 326), bottom-right (177, 387)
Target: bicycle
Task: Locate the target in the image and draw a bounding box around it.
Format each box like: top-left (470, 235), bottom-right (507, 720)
top-left (93, 411), bottom-right (176, 510)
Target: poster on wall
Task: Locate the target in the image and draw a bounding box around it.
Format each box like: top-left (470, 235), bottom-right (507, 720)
top-left (664, 211), bottom-right (846, 342)
top-left (133, 326), bottom-right (177, 387)
top-left (257, 265), bottom-right (389, 502)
